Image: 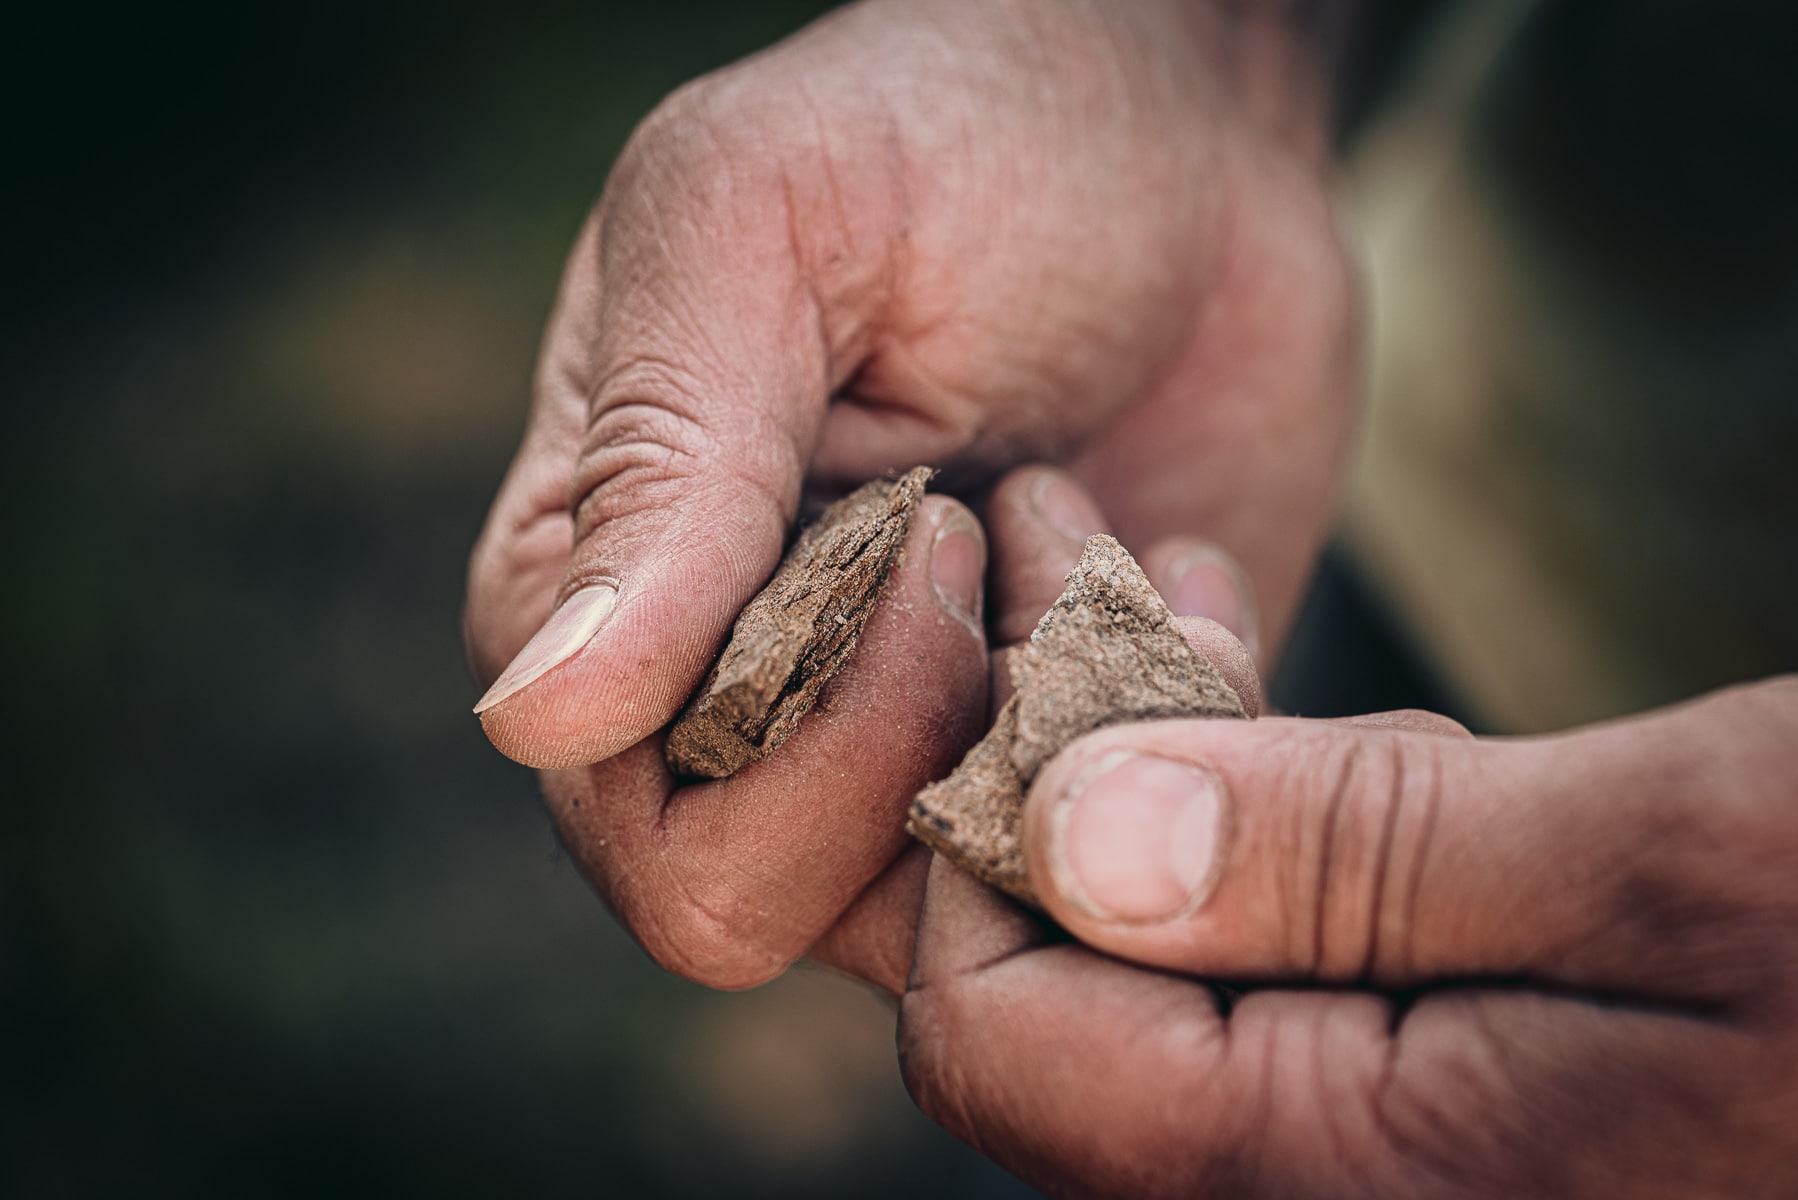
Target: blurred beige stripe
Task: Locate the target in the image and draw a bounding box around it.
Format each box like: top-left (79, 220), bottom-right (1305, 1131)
top-left (1343, 0), bottom-right (1798, 733)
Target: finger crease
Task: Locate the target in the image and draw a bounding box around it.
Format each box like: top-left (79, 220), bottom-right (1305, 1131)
top-left (1310, 743), bottom-right (1359, 975)
top-left (1398, 742), bottom-right (1445, 979)
top-left (1361, 740), bottom-right (1408, 981)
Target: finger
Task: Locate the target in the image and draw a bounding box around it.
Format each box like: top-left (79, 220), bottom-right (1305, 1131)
top-left (806, 843), bottom-right (934, 997)
top-left (1020, 684), bottom-right (1798, 1003)
top-left (546, 496), bottom-right (990, 989)
top-left (904, 862), bottom-right (1758, 1198)
top-left (902, 854), bottom-right (1249, 1196)
top-left (464, 214), bottom-right (606, 687)
top-left (984, 464), bottom-right (1110, 646)
top-left (907, 852), bottom-right (1051, 992)
top-left (980, 466), bottom-right (1262, 716)
top-left (1329, 708), bottom-right (1473, 738)
top-left (1170, 616), bottom-right (1263, 720)
top-left (1141, 535), bottom-right (1261, 664)
top-left (469, 81), bottom-right (913, 769)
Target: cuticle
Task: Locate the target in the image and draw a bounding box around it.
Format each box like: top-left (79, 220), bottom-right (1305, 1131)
top-left (556, 575), bottom-right (622, 608)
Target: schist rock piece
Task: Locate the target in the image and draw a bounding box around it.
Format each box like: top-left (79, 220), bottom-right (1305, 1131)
top-left (909, 534), bottom-right (1247, 907)
top-left (664, 466), bottom-right (933, 779)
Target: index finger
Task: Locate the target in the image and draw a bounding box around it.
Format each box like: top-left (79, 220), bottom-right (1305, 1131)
top-left (900, 851), bottom-right (1755, 1198)
top-left (545, 496), bottom-right (989, 989)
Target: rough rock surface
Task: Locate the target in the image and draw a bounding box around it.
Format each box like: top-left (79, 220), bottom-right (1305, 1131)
top-left (909, 534), bottom-right (1246, 906)
top-left (665, 467), bottom-right (932, 778)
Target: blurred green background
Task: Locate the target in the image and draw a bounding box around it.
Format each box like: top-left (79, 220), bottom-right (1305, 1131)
top-left (1, 2), bottom-right (1044, 1194)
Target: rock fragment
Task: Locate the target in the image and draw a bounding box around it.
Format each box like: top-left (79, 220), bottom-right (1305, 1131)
top-left (908, 535), bottom-right (1246, 906)
top-left (665, 467), bottom-right (932, 778)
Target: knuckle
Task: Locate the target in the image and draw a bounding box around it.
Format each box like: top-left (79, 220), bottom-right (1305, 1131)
top-left (568, 405), bottom-right (708, 551)
top-left (566, 337), bottom-right (801, 557)
top-left (617, 76), bottom-right (734, 184)
top-left (580, 360), bottom-right (712, 480)
top-left (606, 72), bottom-right (783, 241)
top-left (565, 372), bottom-right (797, 566)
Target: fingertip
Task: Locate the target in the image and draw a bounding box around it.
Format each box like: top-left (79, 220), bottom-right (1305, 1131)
top-left (1171, 616), bottom-right (1263, 719)
top-left (472, 581), bottom-right (620, 715)
top-left (474, 563), bottom-right (741, 769)
top-left (986, 465), bottom-right (1111, 644)
top-left (913, 494), bottom-right (988, 633)
top-left (1026, 467), bottom-right (1108, 544)
top-left (1141, 536), bottom-right (1260, 662)
top-left (1329, 709), bottom-right (1473, 738)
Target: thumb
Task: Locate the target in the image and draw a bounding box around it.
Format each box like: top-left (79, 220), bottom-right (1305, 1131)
top-left (467, 287), bottom-right (823, 769)
top-left (471, 454), bottom-right (797, 772)
top-left (464, 69), bottom-right (951, 770)
top-left (466, 169), bottom-right (841, 768)
top-left (1018, 691), bottom-right (1793, 999)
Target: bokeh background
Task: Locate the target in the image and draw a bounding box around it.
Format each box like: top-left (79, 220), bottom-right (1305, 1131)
top-left (7, 0), bottom-right (1793, 1195)
top-left (4, 3), bottom-right (1035, 1194)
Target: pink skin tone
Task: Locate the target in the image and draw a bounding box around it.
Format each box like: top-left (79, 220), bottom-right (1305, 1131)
top-left (461, 0), bottom-right (1798, 1191)
top-left (464, 0), bottom-right (1344, 990)
top-left (900, 678), bottom-right (1798, 1198)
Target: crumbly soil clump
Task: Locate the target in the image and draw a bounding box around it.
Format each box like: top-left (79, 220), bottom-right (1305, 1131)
top-left (909, 535), bottom-right (1246, 906)
top-left (664, 467), bottom-right (933, 778)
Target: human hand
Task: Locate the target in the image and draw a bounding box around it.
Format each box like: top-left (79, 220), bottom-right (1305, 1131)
top-left (901, 677), bottom-right (1798, 1196)
top-left (465, 0), bottom-right (1352, 989)
top-left (484, 461), bottom-right (1258, 995)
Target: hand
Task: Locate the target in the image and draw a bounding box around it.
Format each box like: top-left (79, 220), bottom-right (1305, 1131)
top-left (900, 676), bottom-right (1798, 1197)
top-left (464, 0), bottom-right (1353, 988)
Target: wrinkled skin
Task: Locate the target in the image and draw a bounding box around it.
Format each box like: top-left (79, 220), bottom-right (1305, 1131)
top-left (463, 0), bottom-right (1351, 990)
top-left (900, 671), bottom-right (1798, 1198)
top-left (460, 2), bottom-right (1798, 1192)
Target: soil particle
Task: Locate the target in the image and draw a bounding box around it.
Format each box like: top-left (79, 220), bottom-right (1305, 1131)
top-left (909, 534), bottom-right (1246, 906)
top-left (664, 467), bottom-right (933, 778)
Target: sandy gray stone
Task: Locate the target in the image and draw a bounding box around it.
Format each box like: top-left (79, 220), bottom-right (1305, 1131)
top-left (664, 467), bottom-right (933, 778)
top-left (909, 534), bottom-right (1246, 906)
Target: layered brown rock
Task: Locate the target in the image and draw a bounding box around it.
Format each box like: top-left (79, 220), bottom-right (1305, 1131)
top-left (664, 467), bottom-right (933, 778)
top-left (909, 535), bottom-right (1246, 906)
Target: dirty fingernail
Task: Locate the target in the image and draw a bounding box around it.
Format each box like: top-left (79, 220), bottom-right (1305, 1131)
top-left (473, 582), bottom-right (618, 713)
top-left (1167, 546), bottom-right (1260, 661)
top-left (931, 511), bottom-right (986, 623)
top-left (1031, 472), bottom-right (1105, 543)
top-left (1047, 750), bottom-right (1226, 923)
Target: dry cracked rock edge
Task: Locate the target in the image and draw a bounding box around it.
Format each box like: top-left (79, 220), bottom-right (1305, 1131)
top-left (664, 466), bottom-right (933, 778)
top-left (909, 535), bottom-right (1247, 907)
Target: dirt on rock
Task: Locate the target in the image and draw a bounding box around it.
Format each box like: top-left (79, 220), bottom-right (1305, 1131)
top-left (665, 467), bottom-right (933, 778)
top-left (908, 534), bottom-right (1246, 906)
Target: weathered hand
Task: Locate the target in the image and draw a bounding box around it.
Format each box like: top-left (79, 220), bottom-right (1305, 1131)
top-left (901, 677), bottom-right (1798, 1197)
top-left (464, 0), bottom-right (1351, 990)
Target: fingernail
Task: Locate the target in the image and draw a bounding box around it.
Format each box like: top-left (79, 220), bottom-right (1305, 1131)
top-left (930, 511), bottom-right (986, 623)
top-left (1166, 546), bottom-right (1260, 661)
top-left (473, 582), bottom-right (618, 713)
top-left (1031, 472), bottom-right (1104, 543)
top-left (1048, 750), bottom-right (1226, 923)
